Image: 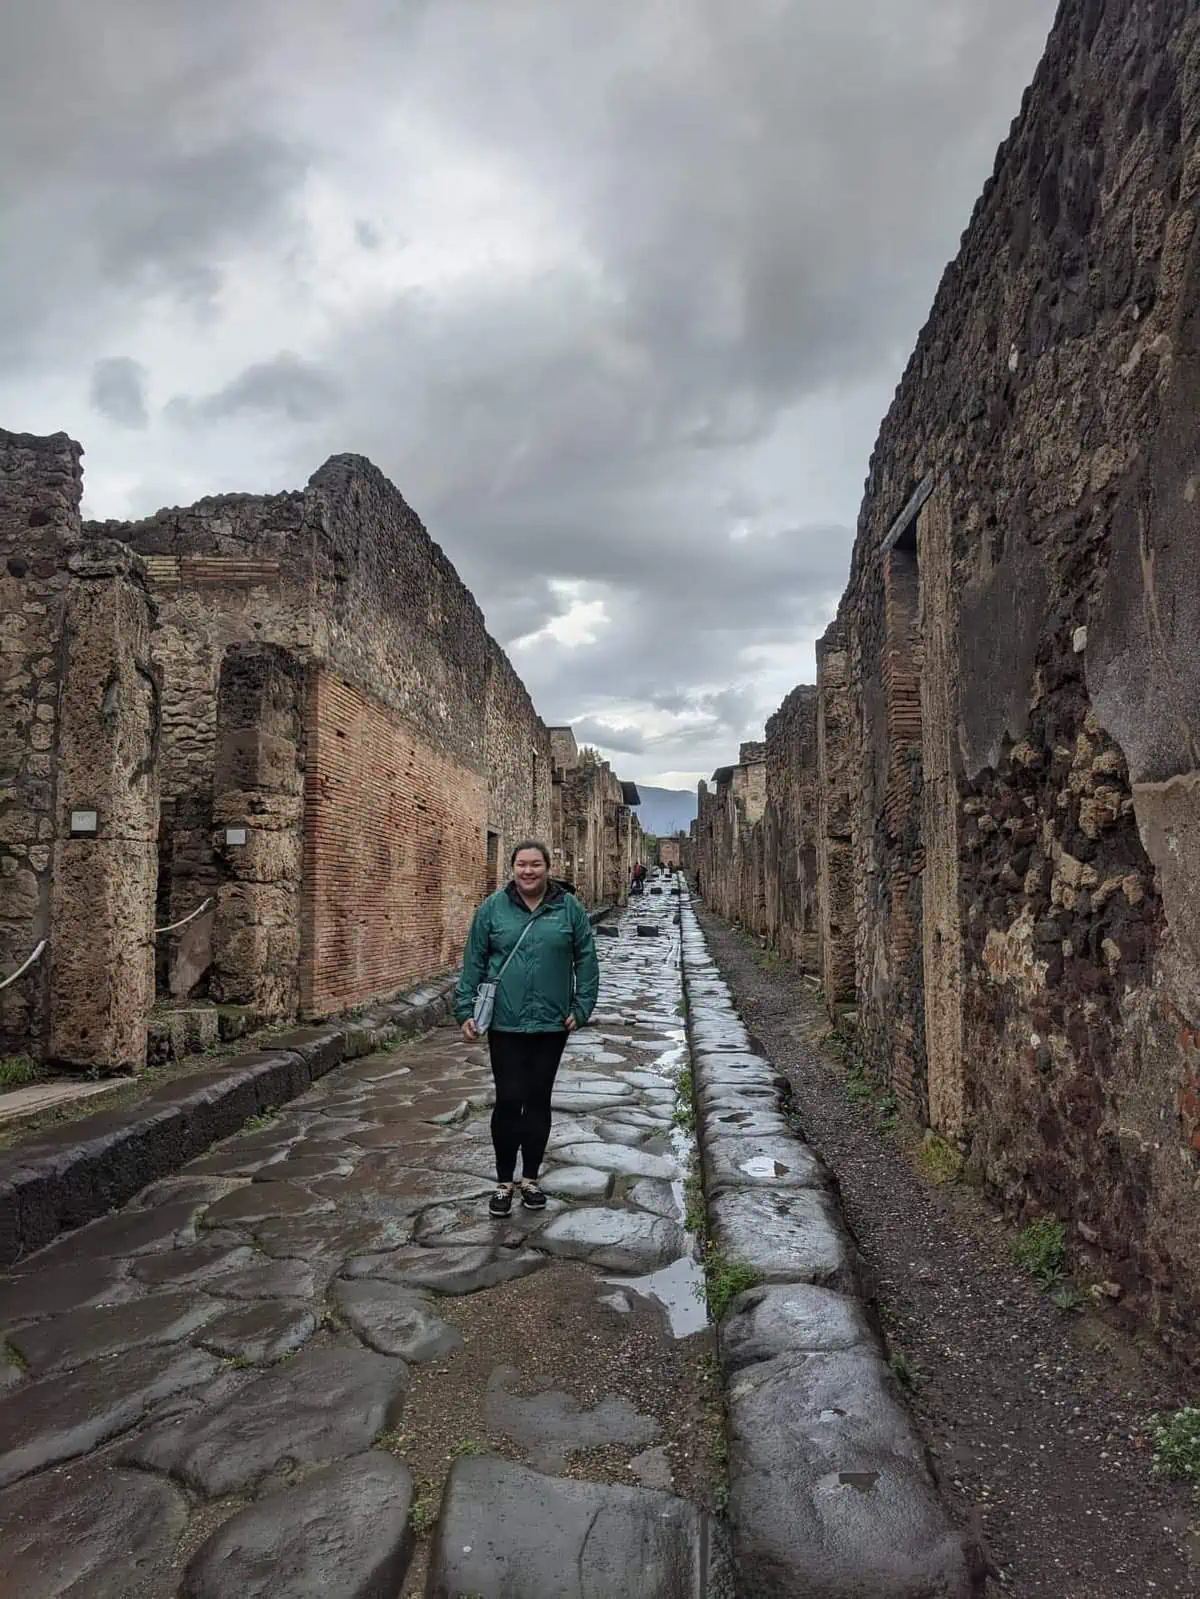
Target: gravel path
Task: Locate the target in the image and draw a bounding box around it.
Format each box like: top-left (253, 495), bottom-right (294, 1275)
top-left (695, 902), bottom-right (1199, 1599)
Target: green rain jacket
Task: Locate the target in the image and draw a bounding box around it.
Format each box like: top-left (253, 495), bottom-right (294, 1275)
top-left (454, 880), bottom-right (599, 1033)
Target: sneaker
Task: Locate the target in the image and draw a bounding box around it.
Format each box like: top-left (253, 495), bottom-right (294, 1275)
top-left (488, 1185), bottom-right (514, 1217)
top-left (519, 1181), bottom-right (548, 1210)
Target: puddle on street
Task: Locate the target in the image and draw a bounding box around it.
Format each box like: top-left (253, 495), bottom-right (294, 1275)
top-left (605, 1251), bottom-right (708, 1338)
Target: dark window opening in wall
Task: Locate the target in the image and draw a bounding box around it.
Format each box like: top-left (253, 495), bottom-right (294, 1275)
top-left (486, 829), bottom-right (500, 895)
top-left (531, 751), bottom-right (539, 831)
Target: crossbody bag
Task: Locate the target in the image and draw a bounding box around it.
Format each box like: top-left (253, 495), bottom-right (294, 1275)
top-left (472, 912), bottom-right (538, 1034)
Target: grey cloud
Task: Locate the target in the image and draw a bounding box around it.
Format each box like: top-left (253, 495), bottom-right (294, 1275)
top-left (168, 355), bottom-right (340, 427)
top-left (94, 134), bottom-right (308, 304)
top-left (1, 0), bottom-right (1060, 778)
top-left (570, 719), bottom-right (647, 756)
top-left (90, 357), bottom-right (148, 429)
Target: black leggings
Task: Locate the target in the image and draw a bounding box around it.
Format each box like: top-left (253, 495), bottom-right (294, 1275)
top-left (487, 1029), bottom-right (568, 1183)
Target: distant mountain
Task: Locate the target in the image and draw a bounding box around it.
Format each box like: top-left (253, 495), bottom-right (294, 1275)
top-left (634, 786), bottom-right (697, 838)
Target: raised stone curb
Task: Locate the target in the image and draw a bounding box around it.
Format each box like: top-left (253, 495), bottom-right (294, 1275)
top-left (679, 897), bottom-right (982, 1598)
top-left (0, 974), bottom-right (458, 1268)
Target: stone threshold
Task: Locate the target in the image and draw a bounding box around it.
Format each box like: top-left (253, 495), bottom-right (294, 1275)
top-left (0, 1078), bottom-right (127, 1128)
top-left (0, 974), bottom-right (458, 1270)
top-left (679, 896), bottom-right (983, 1599)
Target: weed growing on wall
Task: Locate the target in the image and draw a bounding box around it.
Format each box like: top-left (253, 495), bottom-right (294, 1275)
top-left (914, 1130), bottom-right (963, 1186)
top-left (1149, 1408), bottom-right (1200, 1493)
top-left (1011, 1218), bottom-right (1067, 1287)
top-left (0, 1054), bottom-right (47, 1091)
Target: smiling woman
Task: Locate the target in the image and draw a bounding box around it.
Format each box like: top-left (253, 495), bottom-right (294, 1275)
top-left (455, 839), bottom-right (599, 1217)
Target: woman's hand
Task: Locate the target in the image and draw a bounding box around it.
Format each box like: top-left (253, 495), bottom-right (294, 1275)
top-left (563, 1015), bottom-right (578, 1033)
top-left (461, 1019), bottom-right (479, 1042)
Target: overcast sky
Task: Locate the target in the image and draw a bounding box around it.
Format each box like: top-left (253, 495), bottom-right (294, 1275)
top-left (1, 0), bottom-right (1057, 788)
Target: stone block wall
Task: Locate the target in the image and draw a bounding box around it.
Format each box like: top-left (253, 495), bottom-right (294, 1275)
top-left (4, 431), bottom-right (642, 1067)
top-left (88, 491), bottom-right (311, 999)
top-left (0, 432), bottom-right (160, 1070)
top-left (209, 644), bottom-right (307, 1017)
top-left (555, 754), bottom-right (629, 908)
top-left (0, 432), bottom-right (83, 1051)
top-left (47, 542), bottom-right (160, 1072)
top-left (816, 621), bottom-right (855, 1008)
top-left (839, 0), bottom-right (1200, 1347)
top-left (763, 687), bottom-right (820, 970)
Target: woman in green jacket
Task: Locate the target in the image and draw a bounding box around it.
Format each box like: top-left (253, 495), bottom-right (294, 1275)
top-left (455, 839), bottom-right (599, 1217)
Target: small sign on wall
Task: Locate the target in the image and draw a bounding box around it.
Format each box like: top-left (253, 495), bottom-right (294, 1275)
top-left (225, 827), bottom-right (248, 847)
top-left (69, 809), bottom-right (99, 836)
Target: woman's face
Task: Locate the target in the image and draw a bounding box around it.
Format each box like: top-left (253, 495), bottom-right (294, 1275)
top-left (513, 848), bottom-right (549, 897)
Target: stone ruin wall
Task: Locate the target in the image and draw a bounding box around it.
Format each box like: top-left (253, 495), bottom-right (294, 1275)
top-left (0, 432), bottom-right (80, 1053)
top-left (839, 0), bottom-right (1200, 1350)
top-left (657, 837), bottom-right (682, 869)
top-left (85, 488), bottom-right (311, 999)
top-left (816, 621), bottom-right (856, 1006)
top-left (90, 454), bottom-right (556, 1016)
top-left (553, 750), bottom-right (632, 909)
top-left (698, 0), bottom-right (1200, 1354)
top-left (0, 431), bottom-right (160, 1069)
top-left (763, 688), bottom-right (820, 971)
top-left (2, 432), bottom-right (639, 1062)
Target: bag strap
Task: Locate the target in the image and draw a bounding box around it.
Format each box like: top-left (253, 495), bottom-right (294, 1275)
top-left (493, 910), bottom-right (538, 987)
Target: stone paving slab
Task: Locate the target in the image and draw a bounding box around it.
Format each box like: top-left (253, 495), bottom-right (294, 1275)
top-left (180, 1452), bottom-right (414, 1599)
top-left (122, 1345), bottom-right (408, 1496)
top-left (427, 1456), bottom-right (721, 1599)
top-left (0, 1344), bottom-right (221, 1489)
top-left (0, 1459), bottom-right (188, 1597)
top-left (0, 1076), bottom-right (125, 1126)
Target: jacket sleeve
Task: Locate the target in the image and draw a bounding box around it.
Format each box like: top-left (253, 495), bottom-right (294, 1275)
top-left (569, 900), bottom-right (600, 1027)
top-left (454, 900), bottom-right (491, 1022)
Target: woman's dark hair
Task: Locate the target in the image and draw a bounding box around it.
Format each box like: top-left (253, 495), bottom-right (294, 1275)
top-left (510, 839), bottom-right (551, 868)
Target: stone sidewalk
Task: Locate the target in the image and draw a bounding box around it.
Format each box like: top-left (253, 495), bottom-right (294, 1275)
top-left (0, 886), bottom-right (730, 1598)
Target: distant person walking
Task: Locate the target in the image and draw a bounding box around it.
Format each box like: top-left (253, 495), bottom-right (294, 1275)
top-left (456, 839), bottom-right (599, 1216)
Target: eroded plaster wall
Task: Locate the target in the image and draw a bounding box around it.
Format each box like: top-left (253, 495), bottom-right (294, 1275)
top-left (831, 0), bottom-right (1200, 1347)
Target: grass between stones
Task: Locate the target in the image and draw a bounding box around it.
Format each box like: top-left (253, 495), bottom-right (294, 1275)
top-left (1, 1337), bottom-right (28, 1371)
top-left (0, 1053), bottom-right (48, 1091)
top-left (672, 1066), bottom-right (696, 1134)
top-left (698, 1246), bottom-right (760, 1323)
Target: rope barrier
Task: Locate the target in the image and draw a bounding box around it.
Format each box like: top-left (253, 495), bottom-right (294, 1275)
top-left (153, 897), bottom-right (215, 936)
top-left (0, 939), bottom-right (47, 991)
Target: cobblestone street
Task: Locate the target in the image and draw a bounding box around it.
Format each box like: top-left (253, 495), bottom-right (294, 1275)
top-left (0, 888), bottom-right (733, 1598)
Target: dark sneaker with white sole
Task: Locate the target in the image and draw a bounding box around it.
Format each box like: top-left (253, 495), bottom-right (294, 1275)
top-left (519, 1182), bottom-right (548, 1210)
top-left (489, 1186), bottom-right (514, 1217)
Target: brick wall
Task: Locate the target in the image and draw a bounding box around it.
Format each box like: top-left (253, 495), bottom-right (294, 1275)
top-left (300, 668), bottom-right (485, 1017)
